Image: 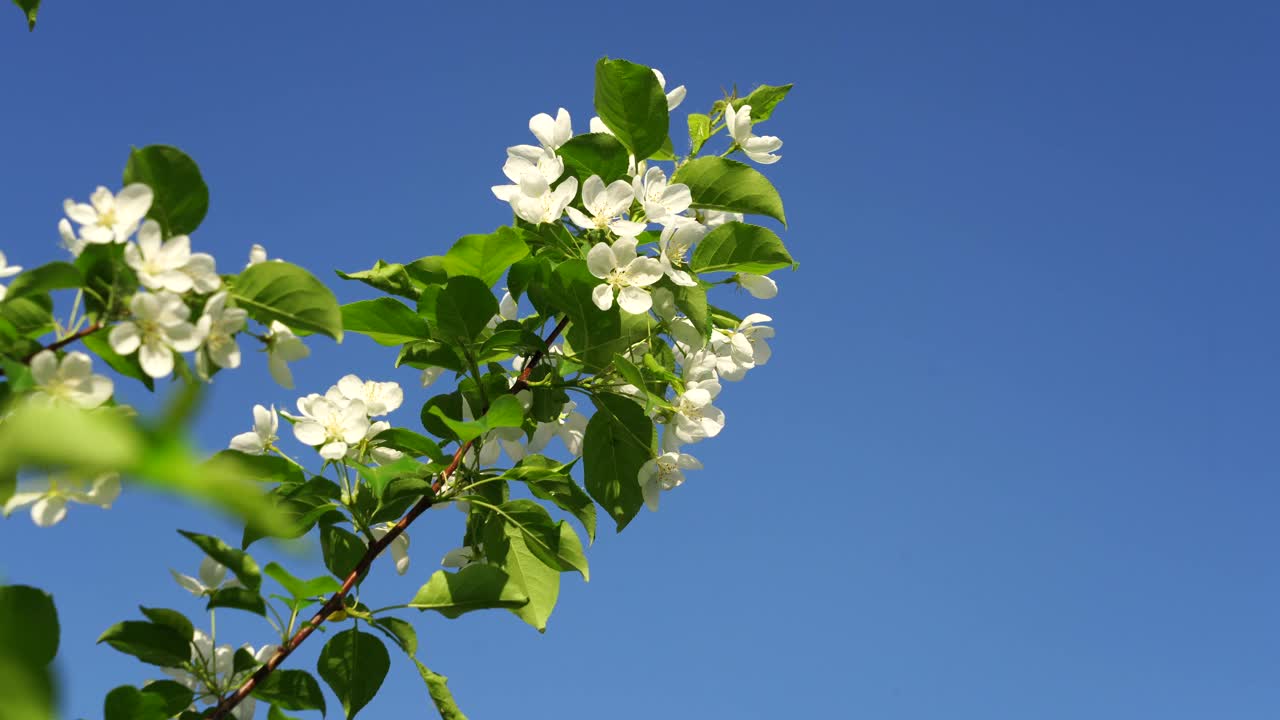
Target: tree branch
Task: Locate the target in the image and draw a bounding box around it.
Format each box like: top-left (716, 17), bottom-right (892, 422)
top-left (0, 322), bottom-right (104, 376)
top-left (209, 315), bottom-right (569, 719)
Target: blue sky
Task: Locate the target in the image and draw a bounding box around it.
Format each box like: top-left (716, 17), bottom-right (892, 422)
top-left (3, 1), bottom-right (1279, 718)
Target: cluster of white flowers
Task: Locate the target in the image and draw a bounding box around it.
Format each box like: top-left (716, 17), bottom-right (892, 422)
top-left (162, 627), bottom-right (276, 720)
top-left (57, 184), bottom-right (309, 384)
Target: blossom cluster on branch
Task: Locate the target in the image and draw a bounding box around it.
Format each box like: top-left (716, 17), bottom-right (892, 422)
top-left (0, 57), bottom-right (795, 720)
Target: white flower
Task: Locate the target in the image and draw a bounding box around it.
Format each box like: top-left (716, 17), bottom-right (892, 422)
top-left (510, 174), bottom-right (579, 225)
top-left (265, 321), bottom-right (310, 389)
top-left (442, 546), bottom-right (479, 569)
top-left (352, 420), bottom-right (405, 465)
top-left (652, 68), bottom-right (686, 111)
top-left (711, 313), bottom-right (773, 381)
top-left (588, 117), bottom-right (613, 136)
top-left (737, 272), bottom-right (778, 299)
top-left (163, 630), bottom-right (275, 720)
top-left (565, 175), bottom-right (647, 238)
top-left (638, 450), bottom-right (702, 511)
top-left (586, 238), bottom-right (664, 314)
top-left (632, 166), bottom-right (691, 224)
top-left (57, 219), bottom-right (87, 257)
top-left (170, 557), bottom-right (239, 597)
top-left (696, 209), bottom-right (744, 227)
top-left (725, 103), bottom-right (783, 164)
top-left (124, 220), bottom-right (196, 293)
top-left (196, 291), bottom-right (248, 377)
top-left (371, 523), bottom-right (411, 575)
top-left (529, 400), bottom-right (589, 457)
top-left (420, 366), bottom-right (445, 387)
top-left (492, 146), bottom-right (565, 202)
top-left (669, 381), bottom-right (725, 446)
top-left (62, 184), bottom-right (153, 245)
top-left (246, 243), bottom-right (268, 267)
top-left (291, 394), bottom-right (370, 460)
top-left (28, 350), bottom-right (113, 408)
top-left (333, 374), bottom-right (403, 416)
top-left (108, 292), bottom-right (204, 378)
top-left (487, 290), bottom-right (519, 330)
top-left (0, 251), bottom-right (21, 302)
top-left (3, 473), bottom-right (121, 527)
top-left (529, 107), bottom-right (573, 150)
top-left (229, 404), bottom-right (279, 455)
top-left (657, 219), bottom-right (706, 287)
top-left (182, 250), bottom-right (221, 294)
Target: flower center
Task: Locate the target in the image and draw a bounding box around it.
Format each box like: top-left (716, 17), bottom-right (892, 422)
top-left (607, 268), bottom-right (631, 288)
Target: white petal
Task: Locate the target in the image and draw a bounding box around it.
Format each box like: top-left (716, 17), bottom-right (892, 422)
top-left (31, 496), bottom-right (68, 527)
top-left (738, 273), bottom-right (778, 299)
top-left (293, 421), bottom-right (327, 446)
top-left (591, 283), bottom-right (614, 311)
top-left (616, 286), bottom-right (652, 315)
top-left (138, 340), bottom-right (175, 378)
top-left (586, 243), bottom-right (618, 278)
top-left (109, 322), bottom-right (141, 356)
top-left (229, 432), bottom-right (266, 454)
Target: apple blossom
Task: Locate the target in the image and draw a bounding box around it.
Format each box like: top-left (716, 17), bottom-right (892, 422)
top-left (124, 220), bottom-right (197, 292)
top-left (652, 68), bottom-right (687, 111)
top-left (109, 291), bottom-right (204, 378)
top-left (196, 291), bottom-right (248, 376)
top-left (62, 183), bottom-right (153, 245)
top-left (0, 250), bottom-right (21, 301)
top-left (371, 523), bottom-right (411, 575)
top-left (27, 350), bottom-right (113, 408)
top-left (529, 107), bottom-right (573, 150)
top-left (228, 404), bottom-right (279, 455)
top-left (638, 450), bottom-right (702, 511)
top-left (170, 557), bottom-right (239, 597)
top-left (586, 238), bottom-right (664, 314)
top-left (352, 420), bottom-right (406, 465)
top-left (510, 173), bottom-right (579, 225)
top-left (163, 631), bottom-right (276, 720)
top-left (3, 473), bottom-right (121, 527)
top-left (334, 374), bottom-right (403, 416)
top-left (247, 243), bottom-right (269, 267)
top-left (657, 218), bottom-right (706, 287)
top-left (565, 175), bottom-right (647, 238)
top-left (492, 146), bottom-right (566, 202)
top-left (725, 103), bottom-right (783, 164)
top-left (668, 381), bottom-right (725, 446)
top-left (529, 400), bottom-right (589, 456)
top-left (632, 166), bottom-right (692, 224)
top-left (182, 250), bottom-right (222, 293)
top-left (57, 218), bottom-right (86, 256)
top-left (265, 320), bottom-right (310, 389)
top-left (737, 272), bottom-right (778, 299)
top-left (711, 313), bottom-right (774, 381)
top-left (290, 393), bottom-right (370, 461)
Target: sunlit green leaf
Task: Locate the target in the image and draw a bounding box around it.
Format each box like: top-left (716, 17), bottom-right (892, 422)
top-left (409, 564), bottom-right (529, 617)
top-left (341, 298), bottom-right (430, 345)
top-left (673, 157), bottom-right (786, 225)
top-left (317, 629), bottom-right (388, 720)
top-left (122, 145), bottom-right (209, 236)
top-left (231, 261), bottom-right (343, 341)
top-left (594, 57), bottom-right (670, 160)
top-left (690, 222), bottom-right (794, 274)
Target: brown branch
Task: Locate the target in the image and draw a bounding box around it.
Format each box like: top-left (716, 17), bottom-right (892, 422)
top-left (210, 315), bottom-right (570, 719)
top-left (0, 322), bottom-right (104, 376)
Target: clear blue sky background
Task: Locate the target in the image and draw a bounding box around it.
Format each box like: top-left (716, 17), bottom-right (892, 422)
top-left (2, 1), bottom-right (1278, 718)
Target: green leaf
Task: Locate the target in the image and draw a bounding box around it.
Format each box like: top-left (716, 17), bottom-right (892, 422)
top-left (178, 530), bottom-right (262, 590)
top-left (140, 680), bottom-right (195, 716)
top-left (0, 585), bottom-right (58, 665)
top-left (492, 523), bottom-right (560, 632)
top-left (397, 340), bottom-right (466, 373)
top-left (231, 261), bottom-right (344, 341)
top-left (594, 57), bottom-right (670, 160)
top-left (688, 113), bottom-right (712, 155)
top-left (269, 706), bottom-right (302, 720)
top-left (671, 281), bottom-right (711, 338)
top-left (547, 260), bottom-right (622, 371)
top-left (440, 227), bottom-right (530, 288)
top-left (341, 297), bottom-right (430, 345)
top-left (321, 525), bottom-right (367, 581)
top-left (233, 647), bottom-right (259, 675)
top-left (690, 222), bottom-right (794, 274)
top-left (520, 469), bottom-right (597, 542)
top-left (493, 499), bottom-right (562, 571)
top-left (104, 685), bottom-right (170, 720)
top-left (405, 256), bottom-right (449, 286)
top-left (13, 0), bottom-right (38, 30)
top-left (415, 662), bottom-right (470, 720)
top-left (556, 520), bottom-right (590, 581)
top-left (0, 262), bottom-right (81, 303)
top-left (409, 564), bottom-right (529, 617)
top-left (0, 293), bottom-right (55, 339)
top-left (375, 428), bottom-right (445, 463)
top-left (337, 260), bottom-right (420, 300)
top-left (583, 393), bottom-right (652, 531)
top-left (265, 562), bottom-right (342, 602)
top-left (370, 616), bottom-right (417, 656)
top-left (97, 621), bottom-right (191, 667)
top-left (731, 83), bottom-right (793, 122)
top-left (557, 133), bottom-right (631, 185)
top-left (418, 276), bottom-right (497, 346)
top-left (673, 157), bottom-right (786, 225)
top-left (316, 629), bottom-right (389, 720)
top-left (351, 456), bottom-right (427, 500)
top-left (138, 607), bottom-right (193, 643)
top-left (254, 669), bottom-right (327, 714)
top-left (206, 586), bottom-right (267, 616)
top-left (207, 450), bottom-right (304, 485)
top-left (123, 145), bottom-right (209, 236)
top-left (426, 393), bottom-right (525, 443)
top-left (506, 255), bottom-right (549, 303)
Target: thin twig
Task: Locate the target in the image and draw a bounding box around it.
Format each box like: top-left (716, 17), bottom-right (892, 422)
top-left (210, 315), bottom-right (569, 719)
top-left (0, 322), bottom-right (104, 377)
